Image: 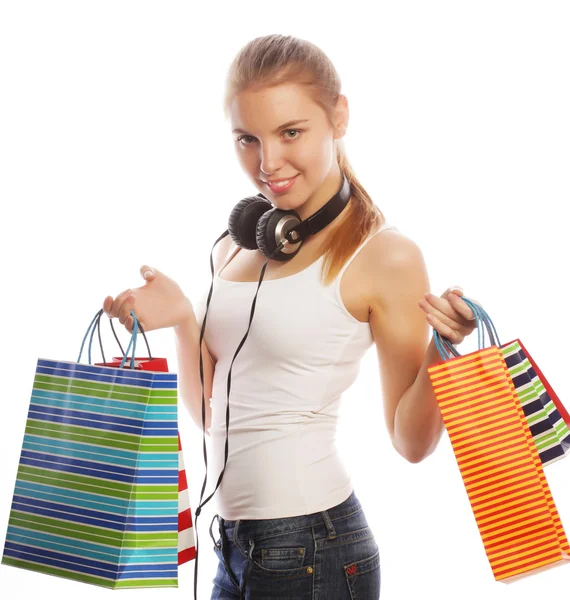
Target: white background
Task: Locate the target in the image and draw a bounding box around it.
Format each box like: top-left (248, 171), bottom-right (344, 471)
top-left (1, 1), bottom-right (569, 598)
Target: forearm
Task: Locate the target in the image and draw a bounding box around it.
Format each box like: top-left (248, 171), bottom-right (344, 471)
top-left (173, 310), bottom-right (214, 436)
top-left (393, 336), bottom-right (445, 462)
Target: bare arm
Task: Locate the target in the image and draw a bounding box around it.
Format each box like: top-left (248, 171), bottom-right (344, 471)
top-left (174, 235), bottom-right (233, 436)
top-left (367, 230), bottom-right (443, 463)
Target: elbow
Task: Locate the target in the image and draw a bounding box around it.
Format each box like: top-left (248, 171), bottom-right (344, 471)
top-left (189, 411), bottom-right (211, 437)
top-left (392, 438), bottom-right (432, 464)
top-left (196, 423), bottom-right (211, 437)
top-left (391, 419), bottom-right (444, 464)
top-left (402, 440), bottom-right (439, 464)
top-left (395, 444), bottom-right (424, 463)
top-left (403, 450), bottom-right (427, 464)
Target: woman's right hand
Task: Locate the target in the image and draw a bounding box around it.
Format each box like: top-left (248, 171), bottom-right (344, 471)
top-left (103, 264), bottom-right (194, 334)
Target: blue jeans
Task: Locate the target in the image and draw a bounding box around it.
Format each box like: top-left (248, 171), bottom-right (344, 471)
top-left (208, 489), bottom-right (380, 599)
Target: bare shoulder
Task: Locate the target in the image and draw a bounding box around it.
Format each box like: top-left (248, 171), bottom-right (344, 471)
top-left (357, 228), bottom-right (428, 312)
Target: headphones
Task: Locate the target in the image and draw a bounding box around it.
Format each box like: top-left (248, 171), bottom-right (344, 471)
top-left (228, 173), bottom-right (351, 260)
top-left (192, 173), bottom-right (351, 599)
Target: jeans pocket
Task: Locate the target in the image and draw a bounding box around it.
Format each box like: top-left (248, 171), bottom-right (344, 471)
top-left (260, 546), bottom-right (306, 570)
top-left (344, 548), bottom-right (381, 600)
top-left (249, 538), bottom-right (313, 579)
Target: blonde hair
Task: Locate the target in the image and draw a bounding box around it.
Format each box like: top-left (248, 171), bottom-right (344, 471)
top-left (223, 34), bottom-right (386, 287)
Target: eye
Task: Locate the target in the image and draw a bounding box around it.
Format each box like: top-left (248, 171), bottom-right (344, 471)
top-left (284, 129), bottom-right (301, 139)
top-left (237, 134), bottom-right (256, 145)
top-left (236, 129), bottom-right (303, 146)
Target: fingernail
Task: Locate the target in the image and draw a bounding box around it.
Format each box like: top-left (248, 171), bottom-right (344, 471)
top-left (143, 270), bottom-right (153, 279)
top-left (450, 286), bottom-right (462, 293)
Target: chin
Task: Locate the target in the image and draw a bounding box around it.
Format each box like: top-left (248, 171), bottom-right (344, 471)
top-left (275, 197), bottom-right (307, 212)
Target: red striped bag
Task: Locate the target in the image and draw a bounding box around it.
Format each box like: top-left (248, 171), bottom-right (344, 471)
top-left (428, 298), bottom-right (570, 581)
top-left (178, 433), bottom-right (196, 564)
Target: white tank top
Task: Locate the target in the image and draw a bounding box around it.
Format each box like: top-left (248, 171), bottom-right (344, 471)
top-left (193, 221), bottom-right (398, 519)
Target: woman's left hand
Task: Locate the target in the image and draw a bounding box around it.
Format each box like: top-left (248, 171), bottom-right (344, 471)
top-left (418, 286), bottom-right (480, 345)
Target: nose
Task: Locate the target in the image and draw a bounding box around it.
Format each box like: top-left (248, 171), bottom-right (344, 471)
top-left (259, 140), bottom-right (285, 176)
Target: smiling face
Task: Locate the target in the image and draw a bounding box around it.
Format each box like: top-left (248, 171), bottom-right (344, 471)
top-left (229, 81), bottom-right (348, 221)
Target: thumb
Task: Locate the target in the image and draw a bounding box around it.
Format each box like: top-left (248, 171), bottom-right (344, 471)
top-left (140, 265), bottom-right (156, 281)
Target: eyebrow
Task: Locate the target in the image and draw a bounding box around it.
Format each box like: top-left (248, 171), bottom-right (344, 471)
top-left (232, 119), bottom-right (309, 135)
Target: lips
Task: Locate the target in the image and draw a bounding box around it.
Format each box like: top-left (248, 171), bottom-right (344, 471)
top-left (263, 174), bottom-right (299, 194)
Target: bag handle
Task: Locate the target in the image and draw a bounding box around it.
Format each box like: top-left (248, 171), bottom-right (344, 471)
top-left (103, 310), bottom-right (153, 361)
top-left (90, 309), bottom-right (153, 365)
top-left (433, 297), bottom-right (502, 361)
top-left (77, 308), bottom-right (149, 369)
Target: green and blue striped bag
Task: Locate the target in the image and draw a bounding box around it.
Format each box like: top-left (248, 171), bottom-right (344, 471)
top-left (2, 309), bottom-right (180, 588)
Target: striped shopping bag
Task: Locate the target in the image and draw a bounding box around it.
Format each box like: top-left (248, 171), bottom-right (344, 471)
top-left (89, 378), bottom-right (196, 566)
top-left (428, 298), bottom-right (570, 582)
top-left (501, 340), bottom-right (570, 466)
top-left (516, 338), bottom-right (570, 431)
top-left (93, 314), bottom-right (196, 565)
top-left (177, 433), bottom-right (196, 564)
top-left (2, 309), bottom-right (182, 588)
top-left (468, 307), bottom-right (570, 465)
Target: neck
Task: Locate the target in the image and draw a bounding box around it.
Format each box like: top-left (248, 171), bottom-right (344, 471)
top-left (303, 196), bottom-right (352, 253)
top-left (295, 168), bottom-right (344, 222)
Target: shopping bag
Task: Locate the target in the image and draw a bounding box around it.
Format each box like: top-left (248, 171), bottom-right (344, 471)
top-left (2, 309), bottom-right (181, 588)
top-left (516, 338), bottom-right (570, 427)
top-left (177, 432), bottom-right (196, 564)
top-left (92, 306), bottom-right (170, 373)
top-left (428, 298), bottom-right (570, 581)
top-left (501, 340), bottom-right (570, 466)
top-left (465, 308), bottom-right (570, 465)
top-left (94, 315), bottom-right (196, 565)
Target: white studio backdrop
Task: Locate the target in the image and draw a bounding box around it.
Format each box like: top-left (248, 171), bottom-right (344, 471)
top-left (0, 1), bottom-right (569, 598)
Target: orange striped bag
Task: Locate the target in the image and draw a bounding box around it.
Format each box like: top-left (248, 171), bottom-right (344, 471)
top-left (428, 298), bottom-right (570, 581)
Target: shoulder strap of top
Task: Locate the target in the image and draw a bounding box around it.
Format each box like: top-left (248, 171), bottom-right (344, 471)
top-left (335, 222), bottom-right (398, 281)
top-left (217, 238), bottom-right (241, 277)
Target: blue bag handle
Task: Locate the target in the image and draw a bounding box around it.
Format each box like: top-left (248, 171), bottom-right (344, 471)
top-left (93, 309), bottom-right (153, 362)
top-left (108, 313), bottom-right (153, 361)
top-left (83, 309), bottom-right (153, 367)
top-left (432, 296), bottom-right (484, 360)
top-left (433, 297), bottom-right (502, 362)
top-left (78, 308), bottom-right (144, 369)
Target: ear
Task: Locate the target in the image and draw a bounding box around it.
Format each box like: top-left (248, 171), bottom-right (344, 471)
top-left (333, 94), bottom-right (349, 139)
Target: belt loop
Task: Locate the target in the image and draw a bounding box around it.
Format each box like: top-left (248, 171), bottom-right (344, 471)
top-left (217, 517), bottom-right (241, 591)
top-left (240, 539), bottom-right (255, 599)
top-left (209, 514), bottom-right (221, 548)
top-left (321, 509), bottom-right (337, 539)
top-left (233, 518), bottom-right (241, 547)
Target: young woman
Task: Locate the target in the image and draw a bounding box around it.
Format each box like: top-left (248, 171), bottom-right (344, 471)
top-left (103, 34), bottom-right (478, 599)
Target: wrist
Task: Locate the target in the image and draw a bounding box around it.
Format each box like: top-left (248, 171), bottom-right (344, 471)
top-left (174, 316), bottom-right (194, 335)
top-left (173, 298), bottom-right (195, 330)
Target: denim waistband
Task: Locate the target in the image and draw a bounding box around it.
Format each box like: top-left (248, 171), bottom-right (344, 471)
top-left (216, 489), bottom-right (361, 543)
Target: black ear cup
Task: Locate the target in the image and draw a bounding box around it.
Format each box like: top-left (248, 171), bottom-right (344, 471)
top-left (256, 208), bottom-right (303, 262)
top-left (228, 173), bottom-right (349, 261)
top-left (228, 196), bottom-right (273, 250)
